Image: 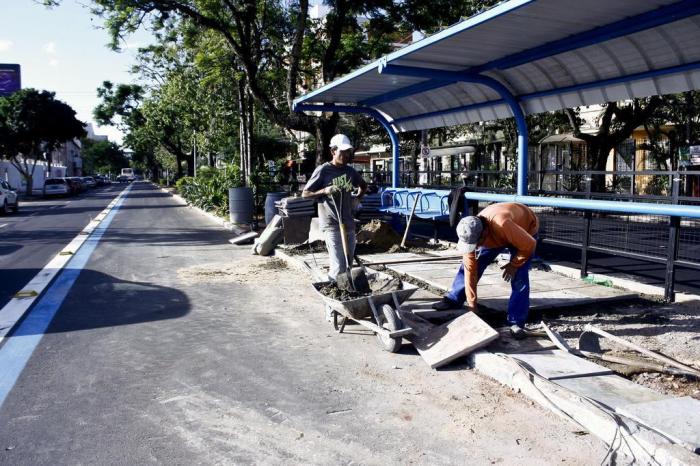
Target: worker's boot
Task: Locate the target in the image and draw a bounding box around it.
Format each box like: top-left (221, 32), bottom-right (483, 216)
top-left (431, 297), bottom-right (459, 311)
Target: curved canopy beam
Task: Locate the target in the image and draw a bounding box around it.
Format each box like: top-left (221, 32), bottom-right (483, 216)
top-left (294, 103), bottom-right (401, 188)
top-left (378, 63), bottom-right (529, 195)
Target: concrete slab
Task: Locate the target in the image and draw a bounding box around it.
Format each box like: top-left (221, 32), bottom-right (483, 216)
top-left (617, 397), bottom-right (700, 453)
top-left (375, 257), bottom-right (635, 313)
top-left (554, 374), bottom-right (668, 411)
top-left (407, 312), bottom-right (499, 369)
top-left (508, 349), bottom-right (614, 380)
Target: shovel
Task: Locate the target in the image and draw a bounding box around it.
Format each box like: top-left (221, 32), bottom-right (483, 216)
top-left (329, 191), bottom-right (369, 293)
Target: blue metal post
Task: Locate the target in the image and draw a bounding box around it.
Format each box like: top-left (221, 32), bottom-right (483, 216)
top-left (293, 103), bottom-right (401, 187)
top-left (378, 64), bottom-right (529, 195)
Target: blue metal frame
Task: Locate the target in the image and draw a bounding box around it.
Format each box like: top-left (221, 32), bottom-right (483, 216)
top-left (463, 192), bottom-right (700, 219)
top-left (392, 60), bottom-right (700, 127)
top-left (361, 0), bottom-right (700, 107)
top-left (378, 64), bottom-right (529, 196)
top-left (294, 103), bottom-right (401, 188)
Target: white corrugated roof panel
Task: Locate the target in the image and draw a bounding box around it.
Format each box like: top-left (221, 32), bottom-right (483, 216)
top-left (294, 0), bottom-right (700, 132)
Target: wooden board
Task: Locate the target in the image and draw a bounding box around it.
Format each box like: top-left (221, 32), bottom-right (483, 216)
top-left (617, 397), bottom-right (700, 453)
top-left (402, 311), bottom-right (499, 369)
top-left (508, 349), bottom-right (614, 380)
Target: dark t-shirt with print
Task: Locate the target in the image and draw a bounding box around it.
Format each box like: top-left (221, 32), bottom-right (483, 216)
top-left (304, 162), bottom-right (362, 231)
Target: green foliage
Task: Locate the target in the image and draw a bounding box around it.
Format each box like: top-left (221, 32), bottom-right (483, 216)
top-left (175, 165), bottom-right (243, 217)
top-left (0, 89), bottom-right (86, 159)
top-left (80, 138), bottom-right (129, 175)
top-left (0, 88), bottom-right (86, 194)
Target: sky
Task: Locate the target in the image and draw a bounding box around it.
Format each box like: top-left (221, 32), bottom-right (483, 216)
top-left (0, 0), bottom-right (154, 144)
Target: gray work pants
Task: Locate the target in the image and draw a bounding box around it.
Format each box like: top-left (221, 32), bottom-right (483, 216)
top-left (324, 226), bottom-right (356, 281)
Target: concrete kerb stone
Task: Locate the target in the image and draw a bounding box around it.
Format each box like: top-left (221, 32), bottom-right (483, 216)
top-left (468, 351), bottom-right (700, 465)
top-left (156, 184), bottom-right (252, 235)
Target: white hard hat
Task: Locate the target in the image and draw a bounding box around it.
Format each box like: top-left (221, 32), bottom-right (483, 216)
top-left (329, 134), bottom-right (353, 151)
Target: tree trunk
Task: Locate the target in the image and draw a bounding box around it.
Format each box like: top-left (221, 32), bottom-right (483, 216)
top-left (246, 84), bottom-right (254, 181)
top-left (238, 77), bottom-right (249, 186)
top-left (314, 114), bottom-right (340, 166)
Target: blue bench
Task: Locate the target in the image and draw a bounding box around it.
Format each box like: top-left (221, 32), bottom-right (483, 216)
top-left (379, 188), bottom-right (450, 221)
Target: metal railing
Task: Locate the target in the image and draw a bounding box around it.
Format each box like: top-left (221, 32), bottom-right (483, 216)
top-left (365, 169), bottom-right (700, 302)
top-left (363, 169), bottom-right (700, 204)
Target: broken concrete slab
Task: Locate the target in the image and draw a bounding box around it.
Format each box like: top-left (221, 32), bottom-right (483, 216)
top-left (617, 397), bottom-right (700, 454)
top-left (404, 311), bottom-right (499, 369)
top-left (508, 349), bottom-right (614, 380)
top-left (470, 350), bottom-right (700, 466)
top-left (229, 231), bottom-right (259, 245)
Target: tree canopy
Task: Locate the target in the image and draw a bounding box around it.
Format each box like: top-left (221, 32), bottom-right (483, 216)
top-left (0, 88), bottom-right (86, 194)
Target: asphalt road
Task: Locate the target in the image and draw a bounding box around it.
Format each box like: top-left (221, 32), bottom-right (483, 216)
top-left (0, 182), bottom-right (605, 465)
top-left (0, 185), bottom-right (124, 309)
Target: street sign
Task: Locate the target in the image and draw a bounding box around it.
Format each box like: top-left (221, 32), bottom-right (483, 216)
top-left (420, 144), bottom-right (431, 157)
top-left (690, 146), bottom-right (700, 165)
top-left (0, 64), bottom-right (21, 97)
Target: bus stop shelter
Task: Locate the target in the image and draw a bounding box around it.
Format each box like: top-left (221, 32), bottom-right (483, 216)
top-left (294, 0), bottom-right (700, 300)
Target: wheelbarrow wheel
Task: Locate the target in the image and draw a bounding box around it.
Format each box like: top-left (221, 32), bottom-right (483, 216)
top-left (376, 304), bottom-right (402, 353)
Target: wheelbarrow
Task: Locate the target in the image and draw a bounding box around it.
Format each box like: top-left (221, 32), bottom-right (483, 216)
top-left (312, 271), bottom-right (418, 353)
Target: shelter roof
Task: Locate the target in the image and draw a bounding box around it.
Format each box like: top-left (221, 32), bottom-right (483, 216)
top-left (294, 0), bottom-right (700, 132)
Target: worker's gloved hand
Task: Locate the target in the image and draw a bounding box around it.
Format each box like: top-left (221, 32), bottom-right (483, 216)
top-left (324, 185), bottom-right (339, 196)
top-left (501, 263), bottom-right (518, 282)
top-left (351, 196), bottom-right (362, 212)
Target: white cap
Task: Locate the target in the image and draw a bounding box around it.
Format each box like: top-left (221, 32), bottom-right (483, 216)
top-left (329, 134), bottom-right (353, 151)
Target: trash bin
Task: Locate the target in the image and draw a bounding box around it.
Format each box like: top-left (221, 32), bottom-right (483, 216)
top-left (228, 187), bottom-right (254, 224)
top-left (264, 191), bottom-right (287, 225)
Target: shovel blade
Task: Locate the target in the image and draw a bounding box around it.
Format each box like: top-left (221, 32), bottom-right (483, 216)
top-left (336, 267), bottom-right (370, 293)
top-left (578, 331), bottom-right (602, 353)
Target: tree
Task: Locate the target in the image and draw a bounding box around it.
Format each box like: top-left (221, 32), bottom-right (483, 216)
top-left (80, 139), bottom-right (130, 175)
top-left (566, 97), bottom-right (662, 191)
top-left (0, 89), bottom-right (86, 195)
top-left (45, 0), bottom-right (500, 166)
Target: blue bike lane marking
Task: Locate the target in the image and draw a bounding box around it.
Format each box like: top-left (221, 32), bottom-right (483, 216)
top-left (0, 185), bottom-right (132, 408)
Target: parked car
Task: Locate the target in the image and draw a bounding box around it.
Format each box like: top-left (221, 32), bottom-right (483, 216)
top-left (0, 180), bottom-right (19, 214)
top-left (82, 176), bottom-right (97, 188)
top-left (66, 177), bottom-right (87, 194)
top-left (93, 175), bottom-right (109, 186)
top-left (43, 178), bottom-right (70, 197)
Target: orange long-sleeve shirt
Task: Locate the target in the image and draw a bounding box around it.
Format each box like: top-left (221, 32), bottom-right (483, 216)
top-left (464, 203), bottom-right (539, 308)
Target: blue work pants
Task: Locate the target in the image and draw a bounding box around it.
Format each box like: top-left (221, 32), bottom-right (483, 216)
top-left (445, 246), bottom-right (531, 327)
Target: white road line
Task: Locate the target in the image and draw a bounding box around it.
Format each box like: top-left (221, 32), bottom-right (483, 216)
top-left (0, 186), bottom-right (132, 343)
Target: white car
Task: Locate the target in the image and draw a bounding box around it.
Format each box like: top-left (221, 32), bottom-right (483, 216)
top-left (0, 180), bottom-right (19, 214)
top-left (43, 178), bottom-right (70, 197)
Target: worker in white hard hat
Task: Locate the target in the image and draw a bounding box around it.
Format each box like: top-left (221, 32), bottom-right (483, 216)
top-left (302, 134), bottom-right (368, 281)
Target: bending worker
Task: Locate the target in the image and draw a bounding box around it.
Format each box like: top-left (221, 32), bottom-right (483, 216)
top-left (302, 134), bottom-right (367, 280)
top-left (432, 202), bottom-right (539, 338)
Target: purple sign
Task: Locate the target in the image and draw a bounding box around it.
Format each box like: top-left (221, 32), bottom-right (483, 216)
top-left (0, 64), bottom-right (21, 97)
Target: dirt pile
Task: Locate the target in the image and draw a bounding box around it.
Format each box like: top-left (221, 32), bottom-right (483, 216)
top-left (282, 240), bottom-right (327, 256)
top-left (356, 220), bottom-right (402, 252)
top-left (318, 274), bottom-right (402, 302)
top-left (355, 220), bottom-right (452, 254)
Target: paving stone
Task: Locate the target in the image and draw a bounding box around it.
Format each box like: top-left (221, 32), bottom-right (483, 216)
top-left (508, 349), bottom-right (614, 380)
top-left (617, 397), bottom-right (700, 453)
top-left (554, 374), bottom-right (667, 411)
